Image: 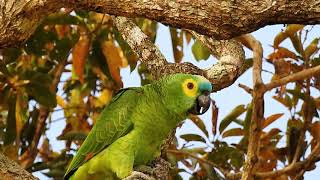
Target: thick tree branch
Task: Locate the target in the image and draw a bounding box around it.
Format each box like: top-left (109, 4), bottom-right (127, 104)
top-left (2, 0), bottom-right (320, 48)
top-left (112, 16), bottom-right (168, 79)
top-left (0, 0), bottom-right (64, 48)
top-left (114, 16), bottom-right (245, 91)
top-left (0, 153), bottom-right (38, 180)
top-left (190, 31), bottom-right (245, 91)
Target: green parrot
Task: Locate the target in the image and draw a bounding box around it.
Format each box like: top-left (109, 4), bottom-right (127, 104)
top-left (64, 73), bottom-right (212, 180)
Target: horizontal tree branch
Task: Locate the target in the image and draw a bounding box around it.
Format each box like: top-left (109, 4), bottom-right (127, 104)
top-left (263, 65), bottom-right (320, 91)
top-left (114, 16), bottom-right (245, 91)
top-left (256, 143), bottom-right (320, 178)
top-left (2, 0), bottom-right (320, 48)
top-left (190, 31), bottom-right (245, 91)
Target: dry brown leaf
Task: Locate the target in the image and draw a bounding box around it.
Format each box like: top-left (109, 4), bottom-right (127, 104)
top-left (310, 122), bottom-right (320, 142)
top-left (262, 113), bottom-right (284, 129)
top-left (72, 33), bottom-right (90, 83)
top-left (273, 24), bottom-right (304, 48)
top-left (101, 40), bottom-right (126, 88)
top-left (222, 128), bottom-right (244, 138)
top-left (268, 47), bottom-right (298, 61)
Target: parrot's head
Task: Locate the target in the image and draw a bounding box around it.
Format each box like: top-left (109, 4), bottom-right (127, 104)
top-left (157, 73), bottom-right (212, 116)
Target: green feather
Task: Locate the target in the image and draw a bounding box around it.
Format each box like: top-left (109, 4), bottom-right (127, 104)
top-left (64, 74), bottom-right (212, 180)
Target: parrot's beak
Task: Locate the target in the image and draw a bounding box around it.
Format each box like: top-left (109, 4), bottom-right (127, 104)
top-left (188, 91), bottom-right (211, 115)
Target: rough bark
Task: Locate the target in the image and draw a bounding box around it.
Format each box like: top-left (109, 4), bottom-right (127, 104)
top-left (113, 16), bottom-right (245, 91)
top-left (0, 153), bottom-right (38, 180)
top-left (0, 0), bottom-right (64, 48)
top-left (1, 0), bottom-right (320, 48)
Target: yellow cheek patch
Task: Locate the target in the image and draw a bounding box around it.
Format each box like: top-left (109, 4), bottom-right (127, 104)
top-left (182, 78), bottom-right (198, 97)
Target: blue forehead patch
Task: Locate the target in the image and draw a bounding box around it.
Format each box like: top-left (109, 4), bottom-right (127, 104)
top-left (199, 81), bottom-right (212, 92)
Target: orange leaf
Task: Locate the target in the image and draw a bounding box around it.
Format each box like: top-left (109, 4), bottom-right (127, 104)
top-left (184, 31), bottom-right (192, 45)
top-left (56, 95), bottom-right (66, 108)
top-left (170, 28), bottom-right (184, 63)
top-left (211, 101), bottom-right (219, 136)
top-left (273, 24), bottom-right (304, 48)
top-left (261, 128), bottom-right (281, 144)
top-left (262, 113), bottom-right (284, 129)
top-left (55, 25), bottom-right (70, 39)
top-left (267, 47), bottom-right (298, 61)
top-left (310, 122), bottom-right (320, 142)
top-left (222, 128), bottom-right (244, 138)
top-left (72, 33), bottom-right (90, 83)
top-left (101, 40), bottom-right (126, 88)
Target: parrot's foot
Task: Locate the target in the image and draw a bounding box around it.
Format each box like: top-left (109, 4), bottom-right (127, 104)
top-left (123, 171), bottom-right (155, 180)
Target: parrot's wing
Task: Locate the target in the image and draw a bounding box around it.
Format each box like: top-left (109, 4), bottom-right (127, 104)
top-left (64, 87), bottom-right (142, 179)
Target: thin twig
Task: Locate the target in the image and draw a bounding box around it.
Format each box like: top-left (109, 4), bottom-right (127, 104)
top-left (238, 83), bottom-right (253, 94)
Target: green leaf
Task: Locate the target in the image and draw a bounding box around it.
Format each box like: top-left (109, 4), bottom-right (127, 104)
top-left (43, 169), bottom-right (65, 178)
top-left (209, 141), bottom-right (244, 169)
top-left (45, 13), bottom-right (83, 25)
top-left (57, 131), bottom-right (87, 141)
top-left (15, 91), bottom-right (29, 140)
top-left (21, 109), bottom-right (39, 149)
top-left (180, 134), bottom-right (206, 143)
top-left (219, 105), bottom-right (246, 134)
top-left (191, 40), bottom-right (210, 61)
top-left (287, 89), bottom-right (306, 101)
top-left (26, 83), bottom-right (57, 108)
top-left (4, 95), bottom-right (16, 145)
top-left (244, 103), bottom-right (253, 135)
top-left (305, 38), bottom-right (319, 59)
top-left (273, 24), bottom-right (304, 49)
top-left (289, 33), bottom-right (304, 56)
top-left (272, 95), bottom-right (292, 109)
top-left (286, 119), bottom-right (303, 163)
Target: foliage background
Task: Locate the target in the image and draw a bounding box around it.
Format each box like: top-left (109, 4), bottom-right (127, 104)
top-left (1, 10), bottom-right (320, 179)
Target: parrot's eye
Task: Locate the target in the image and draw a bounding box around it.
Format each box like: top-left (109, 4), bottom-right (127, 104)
top-left (187, 82), bottom-right (194, 89)
top-left (182, 79), bottom-right (198, 97)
